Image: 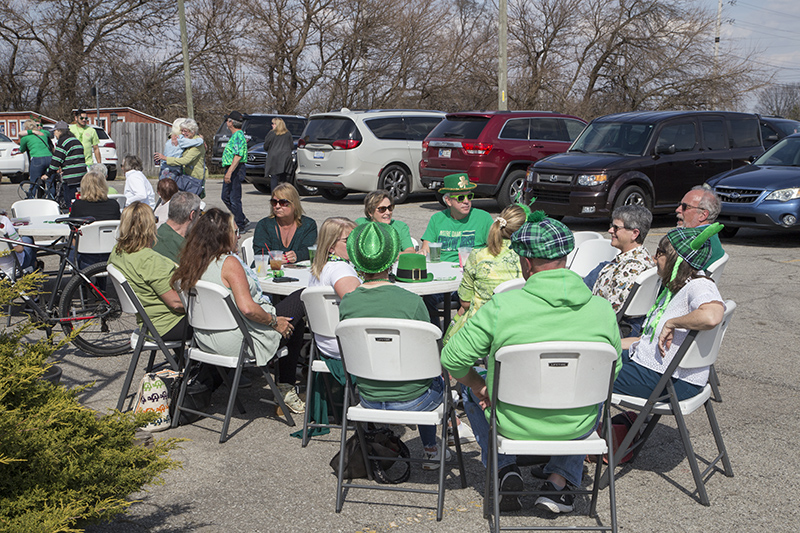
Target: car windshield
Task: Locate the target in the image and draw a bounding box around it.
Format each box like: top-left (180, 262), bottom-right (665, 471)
top-left (302, 116), bottom-right (359, 143)
top-left (754, 136), bottom-right (800, 166)
top-left (771, 120), bottom-right (800, 137)
top-left (571, 122), bottom-right (654, 156)
top-left (427, 116), bottom-right (489, 139)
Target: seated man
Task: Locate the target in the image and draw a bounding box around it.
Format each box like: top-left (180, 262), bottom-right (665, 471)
top-left (441, 212), bottom-right (621, 514)
top-left (339, 221), bottom-right (449, 468)
top-left (1, 211), bottom-right (36, 278)
top-left (676, 185), bottom-right (724, 268)
top-left (152, 191), bottom-right (201, 264)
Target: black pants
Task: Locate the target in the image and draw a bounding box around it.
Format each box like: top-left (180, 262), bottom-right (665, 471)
top-left (273, 289), bottom-right (306, 385)
top-left (161, 315), bottom-right (192, 368)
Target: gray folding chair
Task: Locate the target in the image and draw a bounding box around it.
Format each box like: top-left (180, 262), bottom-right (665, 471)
top-left (173, 280), bottom-right (295, 443)
top-left (615, 267), bottom-right (660, 326)
top-left (705, 252), bottom-right (729, 284)
top-left (106, 264), bottom-right (183, 411)
top-left (565, 231), bottom-right (605, 267)
top-left (485, 341), bottom-right (619, 533)
top-left (604, 300), bottom-right (737, 506)
top-left (568, 238), bottom-right (620, 278)
top-left (334, 318), bottom-right (467, 521)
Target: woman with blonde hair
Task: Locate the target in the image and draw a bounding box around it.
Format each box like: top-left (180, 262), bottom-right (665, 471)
top-left (253, 182), bottom-right (317, 263)
top-left (70, 170), bottom-right (121, 268)
top-left (443, 204), bottom-right (527, 344)
top-left (263, 117), bottom-right (294, 191)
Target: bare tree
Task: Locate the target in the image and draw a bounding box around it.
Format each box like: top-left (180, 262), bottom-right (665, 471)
top-left (757, 84), bottom-right (800, 120)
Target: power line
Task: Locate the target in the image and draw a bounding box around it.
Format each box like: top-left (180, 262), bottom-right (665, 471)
top-left (730, 1), bottom-right (800, 22)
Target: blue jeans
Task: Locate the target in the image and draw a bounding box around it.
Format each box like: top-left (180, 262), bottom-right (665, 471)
top-left (29, 156), bottom-right (52, 187)
top-left (221, 164), bottom-right (247, 228)
top-left (17, 236), bottom-right (36, 271)
top-left (359, 376), bottom-right (444, 447)
top-left (461, 378), bottom-right (593, 487)
top-left (613, 350), bottom-right (703, 402)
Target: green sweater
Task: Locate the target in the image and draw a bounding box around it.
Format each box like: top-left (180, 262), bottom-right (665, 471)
top-left (441, 268), bottom-right (622, 441)
top-left (19, 131), bottom-right (52, 158)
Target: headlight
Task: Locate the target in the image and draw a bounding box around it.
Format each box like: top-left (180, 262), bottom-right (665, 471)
top-left (577, 173), bottom-right (607, 186)
top-left (765, 188), bottom-right (800, 202)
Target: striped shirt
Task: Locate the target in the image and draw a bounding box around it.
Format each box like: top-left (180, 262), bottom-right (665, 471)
top-left (48, 135), bottom-right (87, 184)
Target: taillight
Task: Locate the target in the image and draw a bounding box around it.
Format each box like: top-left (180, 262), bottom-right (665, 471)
top-left (332, 139), bottom-right (361, 150)
top-left (422, 140), bottom-right (429, 150)
top-left (462, 143), bottom-right (493, 155)
top-left (11, 147), bottom-right (21, 156)
top-left (297, 138), bottom-right (306, 148)
top-left (106, 142), bottom-right (116, 149)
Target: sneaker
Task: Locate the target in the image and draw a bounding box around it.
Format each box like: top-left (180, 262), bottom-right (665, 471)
top-left (447, 419), bottom-right (476, 446)
top-left (498, 464), bottom-right (524, 512)
top-left (277, 383), bottom-right (305, 414)
top-left (422, 445), bottom-right (453, 470)
top-left (530, 464), bottom-right (548, 480)
top-left (534, 481), bottom-right (574, 514)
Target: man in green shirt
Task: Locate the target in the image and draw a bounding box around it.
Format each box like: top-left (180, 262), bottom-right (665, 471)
top-left (220, 111), bottom-right (249, 233)
top-left (441, 211), bottom-right (622, 514)
top-left (69, 109), bottom-right (100, 167)
top-left (152, 192), bottom-right (202, 264)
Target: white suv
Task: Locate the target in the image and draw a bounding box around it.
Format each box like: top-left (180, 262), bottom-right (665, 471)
top-left (295, 109), bottom-right (445, 202)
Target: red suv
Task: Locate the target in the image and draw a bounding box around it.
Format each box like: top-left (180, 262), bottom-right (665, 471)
top-left (419, 111), bottom-right (586, 207)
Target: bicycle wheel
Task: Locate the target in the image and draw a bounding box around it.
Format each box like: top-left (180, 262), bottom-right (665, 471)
top-left (18, 181), bottom-right (43, 200)
top-left (59, 261), bottom-right (136, 356)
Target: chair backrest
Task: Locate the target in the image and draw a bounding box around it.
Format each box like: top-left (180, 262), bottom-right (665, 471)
top-left (706, 253), bottom-right (729, 284)
top-left (11, 199), bottom-right (61, 218)
top-left (565, 231), bottom-right (605, 266)
top-left (568, 239), bottom-right (620, 278)
top-left (335, 318), bottom-right (443, 381)
top-left (617, 267), bottom-right (660, 320)
top-left (106, 263), bottom-right (145, 315)
top-left (493, 341), bottom-right (619, 409)
top-left (493, 277), bottom-right (525, 295)
top-left (76, 220), bottom-right (120, 254)
top-left (240, 236), bottom-right (255, 266)
top-left (185, 280), bottom-right (241, 331)
top-left (678, 300), bottom-right (736, 370)
top-left (108, 194), bottom-right (127, 212)
top-left (301, 286), bottom-right (341, 337)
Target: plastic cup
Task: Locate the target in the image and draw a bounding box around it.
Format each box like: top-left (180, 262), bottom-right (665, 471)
top-left (428, 242), bottom-right (442, 263)
top-left (458, 247), bottom-right (472, 268)
top-left (308, 245), bottom-right (317, 263)
top-left (256, 254), bottom-right (269, 276)
top-left (269, 250), bottom-right (285, 271)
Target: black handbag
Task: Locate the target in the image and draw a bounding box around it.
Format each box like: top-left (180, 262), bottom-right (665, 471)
top-left (330, 428), bottom-right (411, 484)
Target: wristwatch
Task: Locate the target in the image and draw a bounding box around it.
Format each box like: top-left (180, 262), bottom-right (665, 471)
top-left (268, 313), bottom-right (278, 329)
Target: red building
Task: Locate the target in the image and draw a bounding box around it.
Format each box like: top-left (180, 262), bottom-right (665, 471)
top-left (0, 108), bottom-right (170, 139)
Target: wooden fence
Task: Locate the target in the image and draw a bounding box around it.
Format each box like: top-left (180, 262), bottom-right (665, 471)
top-left (108, 122), bottom-right (170, 177)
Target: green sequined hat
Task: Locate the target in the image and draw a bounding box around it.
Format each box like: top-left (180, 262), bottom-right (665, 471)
top-left (666, 223), bottom-right (723, 270)
top-left (510, 210), bottom-right (574, 259)
top-left (438, 173), bottom-right (476, 193)
top-left (346, 221), bottom-right (400, 274)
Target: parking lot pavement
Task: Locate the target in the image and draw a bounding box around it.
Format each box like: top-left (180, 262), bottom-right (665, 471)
top-left (4, 179), bottom-right (800, 532)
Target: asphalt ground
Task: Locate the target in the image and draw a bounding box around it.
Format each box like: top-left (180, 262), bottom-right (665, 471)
top-left (3, 178), bottom-right (799, 532)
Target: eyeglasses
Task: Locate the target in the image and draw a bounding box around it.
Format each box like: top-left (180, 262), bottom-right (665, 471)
top-left (679, 202), bottom-right (705, 212)
top-left (450, 193), bottom-right (474, 203)
top-left (79, 116), bottom-right (88, 121)
top-left (609, 223), bottom-right (629, 232)
top-left (655, 248), bottom-right (666, 258)
top-left (375, 205), bottom-right (394, 213)
top-left (270, 198), bottom-right (291, 207)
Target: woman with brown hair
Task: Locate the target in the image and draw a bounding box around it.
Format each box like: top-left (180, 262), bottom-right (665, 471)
top-left (263, 117), bottom-right (294, 192)
top-left (253, 182), bottom-right (317, 263)
top-left (172, 208), bottom-right (307, 413)
top-left (355, 189), bottom-right (416, 253)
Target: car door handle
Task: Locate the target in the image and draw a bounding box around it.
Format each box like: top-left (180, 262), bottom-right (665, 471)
top-left (694, 160), bottom-right (707, 167)
top-left (532, 144), bottom-right (544, 148)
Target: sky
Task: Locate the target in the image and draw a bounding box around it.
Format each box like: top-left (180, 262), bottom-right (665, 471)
top-left (706, 0), bottom-right (800, 111)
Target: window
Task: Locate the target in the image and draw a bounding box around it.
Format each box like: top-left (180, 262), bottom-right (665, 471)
top-left (701, 120), bottom-right (727, 150)
top-left (530, 118), bottom-right (567, 141)
top-left (728, 118), bottom-right (760, 148)
top-left (564, 119), bottom-right (587, 141)
top-left (655, 122), bottom-right (697, 153)
top-left (500, 119), bottom-right (529, 140)
top-left (303, 117), bottom-right (360, 144)
top-left (404, 116), bottom-right (443, 141)
top-left (365, 117), bottom-right (407, 140)
top-left (427, 116), bottom-right (490, 139)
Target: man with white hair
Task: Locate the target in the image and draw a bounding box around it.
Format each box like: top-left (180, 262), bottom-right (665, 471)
top-left (675, 185), bottom-right (724, 268)
top-left (152, 191), bottom-right (202, 264)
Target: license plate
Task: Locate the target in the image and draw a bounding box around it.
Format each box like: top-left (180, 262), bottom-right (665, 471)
top-left (313, 151), bottom-right (324, 159)
top-left (438, 148), bottom-right (451, 158)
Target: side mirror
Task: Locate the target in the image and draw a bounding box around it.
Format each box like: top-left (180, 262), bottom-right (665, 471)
top-left (655, 144), bottom-right (676, 155)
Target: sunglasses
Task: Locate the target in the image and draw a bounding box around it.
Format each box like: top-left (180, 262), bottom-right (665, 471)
top-left (79, 116), bottom-right (88, 121)
top-left (679, 202), bottom-right (705, 212)
top-left (270, 198), bottom-right (291, 207)
top-left (609, 223), bottom-right (629, 232)
top-left (375, 205), bottom-right (394, 213)
top-left (450, 193), bottom-right (474, 202)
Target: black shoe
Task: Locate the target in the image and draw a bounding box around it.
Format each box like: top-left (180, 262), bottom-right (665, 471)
top-left (498, 464), bottom-right (523, 512)
top-left (530, 464), bottom-right (548, 480)
top-left (534, 481), bottom-right (575, 514)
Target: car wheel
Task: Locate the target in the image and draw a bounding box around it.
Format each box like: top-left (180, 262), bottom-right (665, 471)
top-left (320, 188), bottom-right (348, 201)
top-left (253, 182), bottom-right (271, 194)
top-left (9, 173), bottom-right (27, 184)
top-left (291, 176), bottom-right (318, 196)
top-left (107, 168), bottom-right (117, 181)
top-left (497, 169), bottom-right (527, 208)
top-left (719, 226), bottom-right (739, 238)
top-left (614, 185), bottom-right (650, 211)
top-left (379, 165), bottom-right (410, 204)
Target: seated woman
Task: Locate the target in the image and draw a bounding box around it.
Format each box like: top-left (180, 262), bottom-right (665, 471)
top-left (355, 190), bottom-right (416, 253)
top-left (108, 202), bottom-right (187, 346)
top-left (121, 155), bottom-right (156, 209)
top-left (339, 221), bottom-right (448, 468)
top-left (171, 208), bottom-right (307, 413)
top-left (443, 204), bottom-right (525, 345)
top-left (70, 169), bottom-right (122, 269)
top-left (307, 217), bottom-right (360, 359)
top-left (154, 177), bottom-right (179, 227)
top-left (614, 224), bottom-right (725, 402)
top-left (253, 183), bottom-right (317, 263)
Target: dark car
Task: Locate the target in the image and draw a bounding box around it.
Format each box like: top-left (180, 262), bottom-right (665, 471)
top-left (525, 111), bottom-right (763, 219)
top-left (419, 111), bottom-right (586, 207)
top-left (707, 133), bottom-right (800, 236)
top-left (759, 115), bottom-right (800, 149)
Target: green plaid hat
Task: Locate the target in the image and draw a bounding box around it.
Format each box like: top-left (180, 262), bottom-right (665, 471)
top-left (666, 223), bottom-right (723, 269)
top-left (510, 210), bottom-right (574, 259)
top-left (346, 221), bottom-right (400, 274)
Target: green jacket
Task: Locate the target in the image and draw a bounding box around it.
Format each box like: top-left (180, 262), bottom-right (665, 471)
top-left (441, 268), bottom-right (622, 441)
top-left (166, 144), bottom-right (206, 181)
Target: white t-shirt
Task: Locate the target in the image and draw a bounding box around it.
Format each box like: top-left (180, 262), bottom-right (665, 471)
top-left (124, 169), bottom-right (156, 209)
top-left (0, 215), bottom-right (23, 277)
top-left (308, 261), bottom-right (360, 358)
top-left (630, 277), bottom-right (724, 386)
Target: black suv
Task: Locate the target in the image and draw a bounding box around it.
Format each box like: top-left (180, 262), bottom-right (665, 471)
top-left (525, 111), bottom-right (763, 219)
top-left (759, 115), bottom-right (800, 149)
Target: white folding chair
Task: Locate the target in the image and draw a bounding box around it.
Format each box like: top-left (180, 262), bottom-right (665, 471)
top-left (334, 318), bottom-right (467, 520)
top-left (410, 236), bottom-right (420, 251)
top-left (485, 341), bottom-right (619, 533)
top-left (565, 231), bottom-right (605, 267)
top-left (173, 280), bottom-right (295, 443)
top-left (108, 194), bottom-right (127, 212)
top-left (568, 239), bottom-right (620, 278)
top-left (604, 301), bottom-right (737, 506)
top-left (493, 277), bottom-right (525, 295)
top-left (106, 264), bottom-right (183, 411)
top-left (76, 220), bottom-right (120, 255)
top-left (705, 252), bottom-right (729, 284)
top-left (239, 236), bottom-right (255, 267)
top-left (11, 199), bottom-right (61, 218)
top-left (615, 267), bottom-right (660, 326)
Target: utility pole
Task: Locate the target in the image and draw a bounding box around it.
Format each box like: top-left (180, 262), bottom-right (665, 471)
top-left (498, 0), bottom-right (508, 111)
top-left (178, 0), bottom-right (194, 119)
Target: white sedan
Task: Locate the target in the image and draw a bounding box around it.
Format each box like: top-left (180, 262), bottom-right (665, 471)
top-left (0, 133), bottom-right (29, 184)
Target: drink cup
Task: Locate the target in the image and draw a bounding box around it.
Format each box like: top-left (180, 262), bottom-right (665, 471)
top-left (428, 242), bottom-right (442, 263)
top-left (308, 245), bottom-right (317, 263)
top-left (269, 250), bottom-right (285, 271)
top-left (458, 247), bottom-right (472, 268)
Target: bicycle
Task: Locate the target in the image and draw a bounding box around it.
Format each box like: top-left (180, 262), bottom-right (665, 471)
top-left (1, 216), bottom-right (135, 356)
top-left (18, 173), bottom-right (68, 211)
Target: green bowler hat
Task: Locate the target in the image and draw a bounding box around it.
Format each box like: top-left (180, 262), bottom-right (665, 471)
top-left (346, 221), bottom-right (400, 274)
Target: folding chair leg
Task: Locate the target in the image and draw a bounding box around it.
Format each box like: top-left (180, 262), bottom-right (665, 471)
top-left (217, 366), bottom-right (246, 414)
top-left (219, 365), bottom-right (244, 443)
top-left (301, 354), bottom-right (316, 447)
top-left (449, 406), bottom-right (468, 488)
top-left (335, 385), bottom-right (351, 513)
top-left (436, 409), bottom-right (447, 521)
top-left (116, 336), bottom-right (146, 411)
top-left (145, 349), bottom-right (157, 372)
top-left (670, 389), bottom-right (710, 506)
top-left (705, 401), bottom-right (734, 477)
top-left (171, 360), bottom-right (195, 429)
top-left (260, 367), bottom-right (296, 426)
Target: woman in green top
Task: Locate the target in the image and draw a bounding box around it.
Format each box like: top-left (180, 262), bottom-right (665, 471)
top-left (443, 204), bottom-right (526, 345)
top-left (18, 119), bottom-right (52, 193)
top-left (355, 190), bottom-right (416, 253)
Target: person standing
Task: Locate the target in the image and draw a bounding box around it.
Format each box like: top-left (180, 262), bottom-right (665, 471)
top-left (69, 109), bottom-right (101, 167)
top-left (221, 111), bottom-right (249, 233)
top-left (18, 119), bottom-right (52, 195)
top-left (263, 117), bottom-right (293, 192)
top-left (47, 121), bottom-right (87, 207)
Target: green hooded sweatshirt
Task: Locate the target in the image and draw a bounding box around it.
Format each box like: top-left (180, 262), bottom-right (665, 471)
top-left (441, 267), bottom-right (622, 441)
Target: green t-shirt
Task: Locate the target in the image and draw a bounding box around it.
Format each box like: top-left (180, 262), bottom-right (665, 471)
top-left (421, 208), bottom-right (494, 262)
top-left (339, 284), bottom-right (431, 402)
top-left (355, 217), bottom-right (415, 251)
top-left (152, 223), bottom-right (184, 264)
top-left (69, 124), bottom-right (100, 166)
top-left (19, 130), bottom-right (52, 158)
top-left (109, 247), bottom-right (182, 336)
